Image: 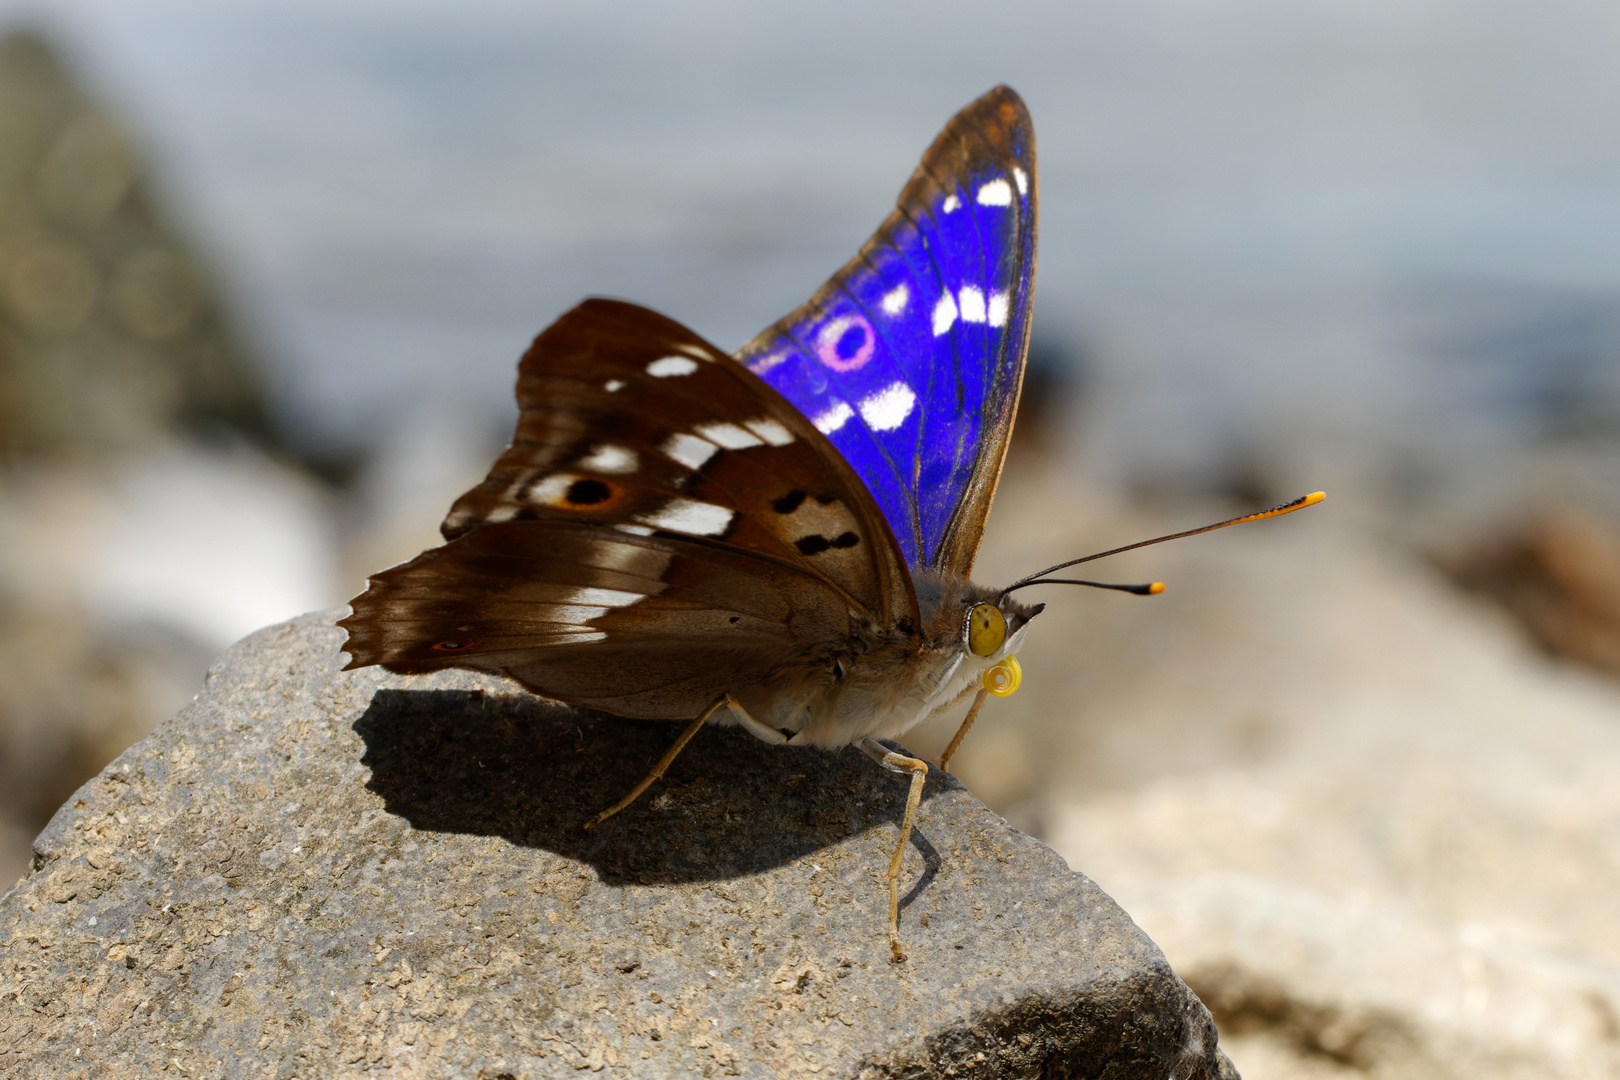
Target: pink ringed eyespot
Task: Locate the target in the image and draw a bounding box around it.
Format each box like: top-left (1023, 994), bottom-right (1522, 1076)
top-left (431, 640), bottom-right (477, 652)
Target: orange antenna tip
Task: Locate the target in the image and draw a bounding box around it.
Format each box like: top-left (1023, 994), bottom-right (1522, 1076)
top-left (1004, 488), bottom-right (1330, 595)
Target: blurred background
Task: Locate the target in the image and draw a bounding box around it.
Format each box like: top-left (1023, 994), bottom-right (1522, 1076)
top-left (2, 1), bottom-right (1619, 1075)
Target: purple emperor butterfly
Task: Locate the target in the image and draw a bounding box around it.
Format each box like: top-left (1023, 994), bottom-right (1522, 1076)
top-left (339, 87), bottom-right (1322, 960)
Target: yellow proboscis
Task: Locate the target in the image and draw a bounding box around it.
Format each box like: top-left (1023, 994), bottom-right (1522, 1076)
top-left (982, 654), bottom-right (1022, 697)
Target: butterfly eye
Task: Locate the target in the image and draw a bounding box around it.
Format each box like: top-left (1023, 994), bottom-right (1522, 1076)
top-left (966, 603), bottom-right (1006, 657)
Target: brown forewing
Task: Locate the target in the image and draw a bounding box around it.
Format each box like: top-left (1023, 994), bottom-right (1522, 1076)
top-left (339, 299), bottom-right (920, 718)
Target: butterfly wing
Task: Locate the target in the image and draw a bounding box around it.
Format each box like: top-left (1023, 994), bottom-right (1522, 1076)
top-left (735, 85), bottom-right (1037, 576)
top-left (339, 299), bottom-right (919, 720)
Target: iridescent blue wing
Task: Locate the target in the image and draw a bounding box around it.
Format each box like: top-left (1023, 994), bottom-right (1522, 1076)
top-left (735, 85), bottom-right (1037, 576)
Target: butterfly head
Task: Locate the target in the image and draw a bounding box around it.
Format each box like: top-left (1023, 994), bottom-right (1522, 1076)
top-left (959, 591), bottom-right (1040, 698)
top-left (961, 595), bottom-right (1041, 663)
top-left (908, 569), bottom-right (1042, 703)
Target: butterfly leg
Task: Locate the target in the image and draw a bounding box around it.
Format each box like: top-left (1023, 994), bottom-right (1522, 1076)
top-left (581, 697), bottom-right (725, 832)
top-left (720, 696), bottom-right (790, 745)
top-left (937, 686), bottom-right (991, 774)
top-left (858, 737), bottom-right (930, 963)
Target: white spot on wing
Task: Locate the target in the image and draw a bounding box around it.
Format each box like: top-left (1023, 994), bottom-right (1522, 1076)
top-left (675, 343), bottom-right (710, 359)
top-left (858, 382), bottom-right (916, 432)
top-left (485, 505), bottom-right (518, 523)
top-left (604, 379), bottom-right (626, 392)
top-left (637, 498), bottom-right (734, 536)
top-left (526, 474), bottom-right (575, 505)
top-left (547, 630), bottom-right (607, 644)
top-left (559, 587), bottom-right (645, 608)
top-left (880, 283), bottom-right (909, 316)
top-left (976, 178), bottom-right (1012, 207)
top-left (662, 432), bottom-right (719, 470)
top-left (932, 291), bottom-right (958, 336)
top-left (942, 193), bottom-right (961, 213)
top-left (1013, 166), bottom-right (1028, 196)
top-left (988, 290), bottom-right (1010, 328)
top-left (616, 524), bottom-right (655, 536)
top-left (813, 400), bottom-right (854, 434)
top-left (647, 355), bottom-right (698, 377)
top-left (744, 417), bottom-right (794, 446)
top-left (959, 286), bottom-right (986, 324)
top-left (695, 422), bottom-right (764, 449)
top-left (577, 445), bottom-right (637, 474)
top-left (548, 604), bottom-right (615, 623)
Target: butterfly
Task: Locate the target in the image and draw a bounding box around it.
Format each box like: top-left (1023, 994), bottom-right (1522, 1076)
top-left (338, 86), bottom-right (1321, 961)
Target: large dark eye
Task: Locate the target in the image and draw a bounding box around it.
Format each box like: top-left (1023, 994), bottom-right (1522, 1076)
top-left (966, 603), bottom-right (1006, 657)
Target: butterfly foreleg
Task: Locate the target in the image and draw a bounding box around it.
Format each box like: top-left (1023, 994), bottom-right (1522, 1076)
top-left (581, 698), bottom-right (727, 832)
top-left (936, 686), bottom-right (991, 774)
top-left (858, 736), bottom-right (930, 963)
top-left (721, 695), bottom-right (790, 746)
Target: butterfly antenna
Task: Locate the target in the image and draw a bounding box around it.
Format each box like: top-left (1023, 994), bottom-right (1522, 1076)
top-left (1001, 491), bottom-right (1325, 598)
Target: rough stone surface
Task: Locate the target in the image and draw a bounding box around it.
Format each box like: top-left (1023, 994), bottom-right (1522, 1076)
top-left (0, 610), bottom-right (1234, 1078)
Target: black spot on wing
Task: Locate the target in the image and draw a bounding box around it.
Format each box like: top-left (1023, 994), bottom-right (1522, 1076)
top-left (794, 531), bottom-right (861, 556)
top-left (566, 479), bottom-right (611, 505)
top-left (773, 489), bottom-right (807, 514)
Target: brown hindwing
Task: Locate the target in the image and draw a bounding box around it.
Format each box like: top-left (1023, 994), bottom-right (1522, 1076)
top-left (339, 299), bottom-right (919, 718)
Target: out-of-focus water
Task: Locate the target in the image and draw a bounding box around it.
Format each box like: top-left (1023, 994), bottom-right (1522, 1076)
top-left (9, 0), bottom-right (1620, 512)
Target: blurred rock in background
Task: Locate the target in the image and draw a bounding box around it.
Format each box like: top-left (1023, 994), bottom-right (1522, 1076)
top-left (1441, 506), bottom-right (1620, 676)
top-left (0, 30), bottom-right (269, 459)
top-left (0, 28), bottom-right (336, 887)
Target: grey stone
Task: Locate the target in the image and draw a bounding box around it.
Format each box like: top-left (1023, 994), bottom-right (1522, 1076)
top-left (0, 610), bottom-right (1235, 1078)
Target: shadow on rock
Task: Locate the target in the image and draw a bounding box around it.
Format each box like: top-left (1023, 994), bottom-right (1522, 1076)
top-left (352, 688), bottom-right (950, 887)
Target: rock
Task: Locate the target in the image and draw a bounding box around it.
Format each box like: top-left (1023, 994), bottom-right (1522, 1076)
top-left (0, 28), bottom-right (272, 460)
top-left (0, 611), bottom-right (1236, 1078)
top-left (1439, 505), bottom-right (1620, 676)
